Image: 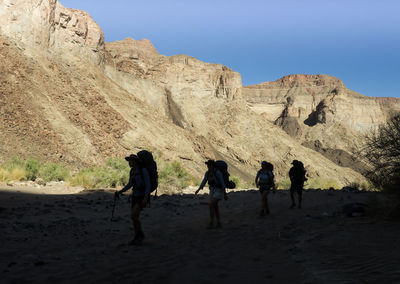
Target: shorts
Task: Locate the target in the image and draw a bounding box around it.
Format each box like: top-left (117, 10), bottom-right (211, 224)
top-left (290, 184), bottom-right (303, 194)
top-left (259, 185), bottom-right (271, 194)
top-left (131, 195), bottom-right (145, 208)
top-left (209, 187), bottom-right (224, 200)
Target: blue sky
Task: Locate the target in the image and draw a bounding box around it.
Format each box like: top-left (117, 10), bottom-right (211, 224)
top-left (60, 0), bottom-right (400, 98)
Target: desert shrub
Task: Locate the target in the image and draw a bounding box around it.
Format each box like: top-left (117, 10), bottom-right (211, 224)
top-left (70, 157), bottom-right (129, 188)
top-left (3, 156), bottom-right (25, 170)
top-left (230, 175), bottom-right (242, 189)
top-left (0, 167), bottom-right (26, 182)
top-left (158, 160), bottom-right (197, 189)
top-left (276, 178), bottom-right (291, 190)
top-left (38, 162), bottom-right (70, 182)
top-left (0, 157), bottom-right (27, 182)
top-left (0, 157), bottom-right (72, 182)
top-left (347, 181), bottom-right (375, 191)
top-left (70, 167), bottom-right (104, 189)
top-left (363, 114), bottom-right (400, 194)
top-left (305, 178), bottom-right (339, 189)
top-left (25, 158), bottom-right (40, 181)
top-left (276, 177), bottom-right (339, 190)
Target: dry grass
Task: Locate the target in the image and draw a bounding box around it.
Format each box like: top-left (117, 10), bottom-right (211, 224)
top-left (0, 167), bottom-right (26, 182)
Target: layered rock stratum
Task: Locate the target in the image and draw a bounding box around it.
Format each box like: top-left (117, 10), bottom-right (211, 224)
top-left (243, 75), bottom-right (400, 173)
top-left (3, 0), bottom-right (397, 186)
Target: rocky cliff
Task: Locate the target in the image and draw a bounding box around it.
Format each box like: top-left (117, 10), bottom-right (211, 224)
top-left (243, 75), bottom-right (400, 173)
top-left (0, 0), bottom-right (104, 65)
top-left (0, 0), bottom-right (367, 186)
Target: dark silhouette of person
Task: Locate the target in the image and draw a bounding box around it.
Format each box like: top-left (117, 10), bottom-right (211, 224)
top-left (195, 159), bottom-right (227, 229)
top-left (115, 154), bottom-right (151, 245)
top-left (255, 161), bottom-right (276, 216)
top-left (289, 160), bottom-right (307, 209)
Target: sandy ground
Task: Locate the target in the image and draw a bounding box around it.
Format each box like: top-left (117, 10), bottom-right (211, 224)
top-left (0, 184), bottom-right (399, 284)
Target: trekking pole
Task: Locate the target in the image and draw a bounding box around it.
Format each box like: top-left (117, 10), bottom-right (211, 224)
top-left (111, 192), bottom-right (120, 221)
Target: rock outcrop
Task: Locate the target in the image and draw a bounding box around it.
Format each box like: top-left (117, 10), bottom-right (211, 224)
top-left (0, 0), bottom-right (105, 65)
top-left (243, 75), bottom-right (400, 173)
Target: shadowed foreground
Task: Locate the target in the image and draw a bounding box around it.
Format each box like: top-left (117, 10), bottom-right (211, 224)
top-left (1, 187), bottom-right (399, 284)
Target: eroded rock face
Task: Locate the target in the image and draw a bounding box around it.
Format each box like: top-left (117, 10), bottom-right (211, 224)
top-left (0, 0), bottom-right (104, 64)
top-left (104, 38), bottom-right (242, 131)
top-left (244, 74), bottom-right (400, 133)
top-left (243, 74), bottom-right (400, 173)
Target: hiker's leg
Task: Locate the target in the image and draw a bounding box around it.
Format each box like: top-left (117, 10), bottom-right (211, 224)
top-left (298, 190), bottom-right (303, 209)
top-left (214, 199), bottom-right (221, 225)
top-left (290, 188), bottom-right (296, 208)
top-left (259, 190), bottom-right (265, 216)
top-left (131, 204), bottom-right (143, 236)
top-left (263, 191), bottom-right (270, 214)
top-left (209, 199), bottom-right (216, 226)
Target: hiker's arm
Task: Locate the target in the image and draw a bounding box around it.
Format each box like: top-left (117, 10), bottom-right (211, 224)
top-left (289, 169), bottom-right (294, 183)
top-left (255, 171), bottom-right (260, 187)
top-left (119, 171), bottom-right (133, 194)
top-left (195, 172), bottom-right (208, 194)
top-left (271, 174), bottom-right (277, 193)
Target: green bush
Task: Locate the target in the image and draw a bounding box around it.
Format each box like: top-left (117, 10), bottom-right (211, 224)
top-left (230, 175), bottom-right (242, 189)
top-left (1, 155), bottom-right (198, 190)
top-left (347, 181), bottom-right (375, 191)
top-left (38, 162), bottom-right (70, 182)
top-left (305, 178), bottom-right (339, 189)
top-left (276, 178), bottom-right (291, 190)
top-left (0, 157), bottom-right (71, 182)
top-left (70, 157), bottom-right (129, 189)
top-left (3, 156), bottom-right (25, 171)
top-left (276, 177), bottom-right (339, 190)
top-left (25, 158), bottom-right (40, 181)
top-left (158, 159), bottom-right (197, 189)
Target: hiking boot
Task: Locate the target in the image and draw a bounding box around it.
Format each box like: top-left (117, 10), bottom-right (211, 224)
top-left (137, 231), bottom-right (145, 241)
top-left (129, 231), bottom-right (145, 245)
top-left (128, 238), bottom-right (143, 246)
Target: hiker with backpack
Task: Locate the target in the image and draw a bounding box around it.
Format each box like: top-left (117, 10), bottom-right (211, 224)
top-left (255, 161), bottom-right (276, 216)
top-left (289, 160), bottom-right (307, 209)
top-left (115, 151), bottom-right (158, 245)
top-left (195, 159), bottom-right (227, 229)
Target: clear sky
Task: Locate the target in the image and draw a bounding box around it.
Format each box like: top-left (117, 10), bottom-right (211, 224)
top-left (60, 0), bottom-right (400, 98)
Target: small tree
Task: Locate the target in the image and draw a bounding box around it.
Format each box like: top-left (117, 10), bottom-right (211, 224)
top-left (363, 114), bottom-right (400, 193)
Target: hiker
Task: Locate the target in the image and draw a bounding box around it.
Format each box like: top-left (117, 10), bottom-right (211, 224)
top-left (195, 159), bottom-right (227, 229)
top-left (289, 160), bottom-right (307, 209)
top-left (255, 161), bottom-right (276, 216)
top-left (115, 154), bottom-right (151, 245)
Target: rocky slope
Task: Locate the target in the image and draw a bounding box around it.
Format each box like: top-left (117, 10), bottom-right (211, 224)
top-left (243, 75), bottom-right (400, 173)
top-left (0, 0), bottom-right (367, 185)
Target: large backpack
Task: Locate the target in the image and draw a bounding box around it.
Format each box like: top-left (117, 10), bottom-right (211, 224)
top-left (215, 160), bottom-right (236, 189)
top-left (137, 150), bottom-right (158, 193)
top-left (290, 166), bottom-right (306, 185)
top-left (259, 170), bottom-right (273, 187)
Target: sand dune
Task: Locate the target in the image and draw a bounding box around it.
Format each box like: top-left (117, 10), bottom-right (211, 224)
top-left (1, 185), bottom-right (399, 284)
